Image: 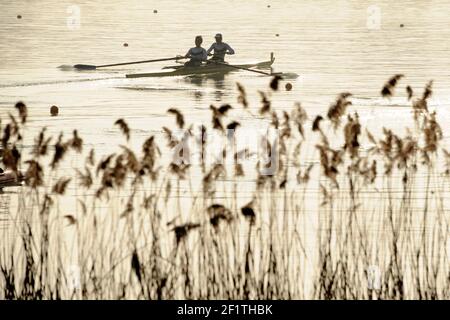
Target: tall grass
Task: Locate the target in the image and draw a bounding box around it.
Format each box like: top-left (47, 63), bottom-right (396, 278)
top-left (0, 76), bottom-right (449, 299)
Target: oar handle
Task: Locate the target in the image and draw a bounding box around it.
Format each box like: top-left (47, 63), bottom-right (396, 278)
top-left (96, 56), bottom-right (185, 68)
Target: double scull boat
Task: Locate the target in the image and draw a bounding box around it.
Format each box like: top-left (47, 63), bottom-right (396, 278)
top-left (126, 53), bottom-right (275, 78)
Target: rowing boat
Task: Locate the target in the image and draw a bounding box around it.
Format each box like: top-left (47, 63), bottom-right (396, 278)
top-left (126, 54), bottom-right (275, 79)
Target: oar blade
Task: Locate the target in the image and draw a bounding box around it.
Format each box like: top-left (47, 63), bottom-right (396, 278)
top-left (279, 72), bottom-right (300, 80)
top-left (73, 64), bottom-right (97, 70)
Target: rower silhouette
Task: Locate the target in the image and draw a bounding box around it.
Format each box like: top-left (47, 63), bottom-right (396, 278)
top-left (207, 34), bottom-right (235, 62)
top-left (184, 36), bottom-right (207, 67)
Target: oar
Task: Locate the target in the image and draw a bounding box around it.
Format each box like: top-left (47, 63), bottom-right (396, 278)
top-left (208, 60), bottom-right (281, 76)
top-left (211, 60), bottom-right (299, 79)
top-left (74, 56), bottom-right (186, 70)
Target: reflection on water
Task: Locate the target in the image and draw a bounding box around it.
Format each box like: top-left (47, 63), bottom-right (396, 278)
top-left (184, 73), bottom-right (227, 101)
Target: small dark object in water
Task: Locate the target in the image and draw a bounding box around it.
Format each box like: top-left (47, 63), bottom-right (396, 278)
top-left (275, 33), bottom-right (280, 37)
top-left (267, 5), bottom-right (271, 8)
top-left (153, 9), bottom-right (158, 13)
top-left (17, 15), bottom-right (22, 19)
top-left (285, 83), bottom-right (293, 91)
top-left (50, 105), bottom-right (59, 116)
top-left (400, 24), bottom-right (404, 28)
top-left (123, 43), bottom-right (129, 47)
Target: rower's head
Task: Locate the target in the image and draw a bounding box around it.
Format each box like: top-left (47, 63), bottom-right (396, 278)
top-left (195, 35), bottom-right (203, 47)
top-left (214, 33), bottom-right (223, 43)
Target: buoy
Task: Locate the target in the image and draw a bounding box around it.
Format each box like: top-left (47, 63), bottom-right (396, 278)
top-left (285, 83), bottom-right (293, 91)
top-left (267, 5), bottom-right (271, 8)
top-left (153, 9), bottom-right (158, 13)
top-left (400, 24), bottom-right (404, 28)
top-left (123, 43), bottom-right (128, 47)
top-left (50, 105), bottom-right (59, 116)
top-left (275, 33), bottom-right (279, 37)
top-left (17, 15), bottom-right (22, 19)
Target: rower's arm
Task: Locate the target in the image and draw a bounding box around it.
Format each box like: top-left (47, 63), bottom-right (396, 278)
top-left (185, 48), bottom-right (192, 58)
top-left (206, 44), bottom-right (214, 55)
top-left (225, 43), bottom-right (235, 55)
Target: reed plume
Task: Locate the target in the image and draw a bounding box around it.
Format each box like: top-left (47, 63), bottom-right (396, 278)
top-left (52, 177), bottom-right (71, 195)
top-left (1, 76), bottom-right (449, 300)
top-left (172, 223), bottom-right (200, 245)
top-left (327, 93), bottom-right (352, 129)
top-left (114, 118), bottom-right (130, 141)
top-left (14, 101), bottom-right (27, 124)
top-left (236, 82), bottom-right (248, 108)
top-left (259, 91), bottom-right (271, 115)
top-left (167, 108), bottom-right (185, 129)
top-left (381, 74), bottom-right (404, 98)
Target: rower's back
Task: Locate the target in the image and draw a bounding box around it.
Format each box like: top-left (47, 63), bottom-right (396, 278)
top-left (185, 47), bottom-right (207, 66)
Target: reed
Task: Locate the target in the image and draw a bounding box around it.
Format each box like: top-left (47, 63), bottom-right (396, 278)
top-left (0, 76), bottom-right (449, 299)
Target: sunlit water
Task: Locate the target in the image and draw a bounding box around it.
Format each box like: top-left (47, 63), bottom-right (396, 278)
top-left (0, 1), bottom-right (449, 213)
top-left (1, 0), bottom-right (450, 298)
top-left (1, 0), bottom-right (450, 138)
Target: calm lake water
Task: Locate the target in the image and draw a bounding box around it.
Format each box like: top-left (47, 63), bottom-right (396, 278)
top-left (1, 0), bottom-right (450, 150)
top-left (1, 1), bottom-right (450, 299)
top-left (0, 0), bottom-right (448, 213)
top-left (0, 0), bottom-right (449, 204)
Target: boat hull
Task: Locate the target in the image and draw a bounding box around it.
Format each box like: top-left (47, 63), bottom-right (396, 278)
top-left (126, 58), bottom-right (275, 79)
